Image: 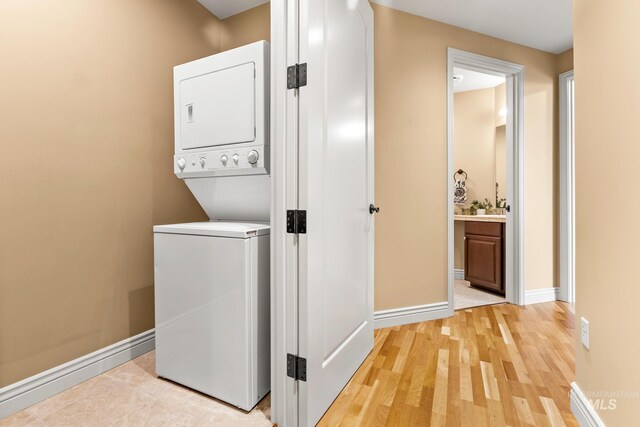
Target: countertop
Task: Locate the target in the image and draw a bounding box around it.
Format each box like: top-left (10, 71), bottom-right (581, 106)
top-left (454, 214), bottom-right (506, 223)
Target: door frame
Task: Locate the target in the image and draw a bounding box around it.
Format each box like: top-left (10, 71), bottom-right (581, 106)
top-left (559, 69), bottom-right (575, 303)
top-left (447, 48), bottom-right (525, 312)
top-left (270, 0), bottom-right (298, 425)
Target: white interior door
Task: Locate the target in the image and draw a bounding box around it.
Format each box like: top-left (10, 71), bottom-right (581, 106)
top-left (297, 0), bottom-right (374, 425)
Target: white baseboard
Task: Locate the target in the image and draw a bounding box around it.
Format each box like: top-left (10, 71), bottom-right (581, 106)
top-left (524, 287), bottom-right (560, 305)
top-left (374, 301), bottom-right (449, 329)
top-left (0, 330), bottom-right (155, 420)
top-left (454, 269), bottom-right (465, 280)
top-left (570, 382), bottom-right (606, 426)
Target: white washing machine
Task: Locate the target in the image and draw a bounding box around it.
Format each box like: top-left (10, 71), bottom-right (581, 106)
top-left (154, 41), bottom-right (271, 411)
top-left (154, 222), bottom-right (270, 411)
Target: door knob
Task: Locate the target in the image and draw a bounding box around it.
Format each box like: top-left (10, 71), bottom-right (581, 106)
top-left (369, 204), bottom-right (380, 214)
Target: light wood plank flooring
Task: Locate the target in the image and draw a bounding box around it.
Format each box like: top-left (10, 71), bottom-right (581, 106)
top-left (319, 302), bottom-right (577, 426)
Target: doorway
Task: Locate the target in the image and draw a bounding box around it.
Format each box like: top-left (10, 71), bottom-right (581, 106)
top-left (451, 66), bottom-right (508, 310)
top-left (559, 70), bottom-right (575, 304)
top-left (447, 49), bottom-right (525, 313)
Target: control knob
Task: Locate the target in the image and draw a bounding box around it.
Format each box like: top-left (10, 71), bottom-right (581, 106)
top-left (200, 157), bottom-right (206, 168)
top-left (220, 155), bottom-right (228, 166)
top-left (247, 150), bottom-right (259, 165)
top-left (233, 154), bottom-right (239, 165)
top-left (177, 157), bottom-right (186, 170)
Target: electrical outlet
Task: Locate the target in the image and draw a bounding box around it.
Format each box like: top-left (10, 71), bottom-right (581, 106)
top-left (581, 317), bottom-right (590, 349)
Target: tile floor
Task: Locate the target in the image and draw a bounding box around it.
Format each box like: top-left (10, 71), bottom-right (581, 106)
top-left (454, 279), bottom-right (506, 310)
top-left (0, 352), bottom-right (271, 427)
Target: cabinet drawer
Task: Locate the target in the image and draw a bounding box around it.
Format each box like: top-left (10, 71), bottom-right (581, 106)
top-left (464, 221), bottom-right (503, 237)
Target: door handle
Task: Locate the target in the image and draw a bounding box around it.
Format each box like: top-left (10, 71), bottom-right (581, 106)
top-left (369, 204), bottom-right (380, 214)
top-left (506, 205), bottom-right (511, 213)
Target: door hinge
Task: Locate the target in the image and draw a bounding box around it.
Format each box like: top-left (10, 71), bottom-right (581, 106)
top-left (286, 210), bottom-right (307, 234)
top-left (287, 63), bottom-right (307, 89)
top-left (287, 354), bottom-right (307, 381)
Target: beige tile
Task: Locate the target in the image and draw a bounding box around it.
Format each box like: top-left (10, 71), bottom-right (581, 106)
top-left (135, 377), bottom-right (246, 420)
top-left (105, 358), bottom-right (155, 388)
top-left (117, 352), bottom-right (271, 423)
top-left (112, 395), bottom-right (202, 427)
top-left (28, 374), bottom-right (123, 419)
top-left (0, 411), bottom-right (43, 427)
top-left (454, 280), bottom-right (506, 310)
top-left (14, 351), bottom-right (271, 427)
top-left (196, 411), bottom-right (272, 427)
top-left (41, 379), bottom-right (145, 427)
top-left (130, 351), bottom-right (156, 377)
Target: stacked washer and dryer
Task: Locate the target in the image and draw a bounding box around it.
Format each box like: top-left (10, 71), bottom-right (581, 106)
top-left (153, 41), bottom-right (270, 411)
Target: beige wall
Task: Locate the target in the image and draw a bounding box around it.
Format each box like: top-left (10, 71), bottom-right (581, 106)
top-left (556, 48), bottom-right (574, 74)
top-left (454, 87), bottom-right (498, 205)
top-left (0, 0), bottom-right (268, 388)
top-left (574, 0), bottom-right (640, 423)
top-left (494, 127), bottom-right (506, 202)
top-left (220, 3), bottom-right (270, 51)
top-left (494, 83), bottom-right (507, 202)
top-left (373, 4), bottom-right (560, 310)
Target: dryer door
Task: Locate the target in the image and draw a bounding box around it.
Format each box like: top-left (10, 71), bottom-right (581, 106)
top-left (179, 62), bottom-right (256, 150)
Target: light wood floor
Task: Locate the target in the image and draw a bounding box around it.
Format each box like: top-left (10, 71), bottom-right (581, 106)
top-left (319, 302), bottom-right (577, 427)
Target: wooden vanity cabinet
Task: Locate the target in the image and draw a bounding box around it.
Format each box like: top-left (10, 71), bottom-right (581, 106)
top-left (464, 221), bottom-right (505, 295)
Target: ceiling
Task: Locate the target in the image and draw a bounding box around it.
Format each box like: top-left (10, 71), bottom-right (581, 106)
top-left (371, 0), bottom-right (572, 54)
top-left (197, 0), bottom-right (268, 19)
top-left (453, 68), bottom-right (505, 93)
top-left (197, 1), bottom-right (572, 53)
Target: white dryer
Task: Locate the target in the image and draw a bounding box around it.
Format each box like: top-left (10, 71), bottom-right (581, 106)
top-left (173, 40), bottom-right (270, 222)
top-left (154, 222), bottom-right (270, 411)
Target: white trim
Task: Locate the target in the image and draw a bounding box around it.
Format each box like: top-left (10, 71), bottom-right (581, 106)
top-left (524, 287), bottom-right (559, 305)
top-left (570, 382), bottom-right (606, 427)
top-left (269, 0), bottom-right (292, 425)
top-left (447, 48), bottom-right (526, 315)
top-left (559, 69), bottom-right (575, 303)
top-left (270, 0), bottom-right (303, 424)
top-left (374, 302), bottom-right (449, 329)
top-left (0, 330), bottom-right (154, 420)
top-left (454, 269), bottom-right (465, 280)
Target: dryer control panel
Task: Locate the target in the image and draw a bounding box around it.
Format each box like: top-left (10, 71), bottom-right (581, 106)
top-left (174, 145), bottom-right (267, 178)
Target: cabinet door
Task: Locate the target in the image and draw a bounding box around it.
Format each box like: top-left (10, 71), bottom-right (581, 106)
top-left (464, 234), bottom-right (503, 294)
